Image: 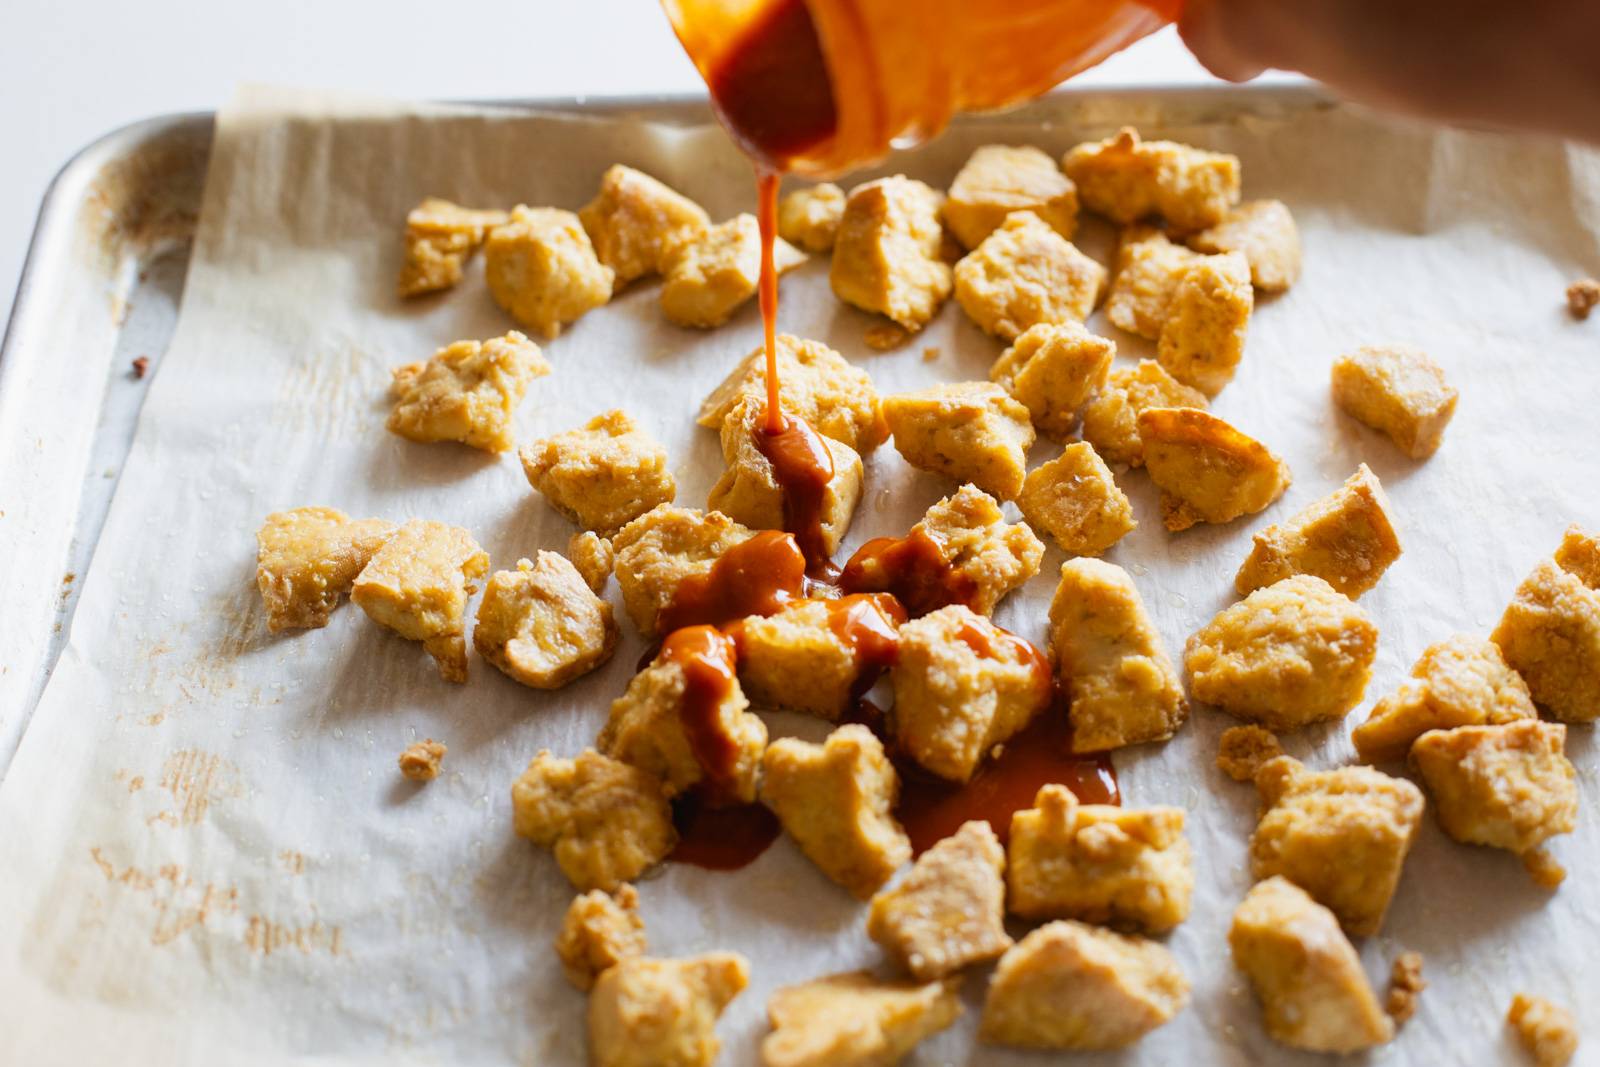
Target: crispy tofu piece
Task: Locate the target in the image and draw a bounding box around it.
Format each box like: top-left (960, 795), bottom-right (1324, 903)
top-left (609, 506), bottom-right (754, 638)
top-left (1062, 127), bottom-right (1241, 232)
top-left (1138, 406), bottom-right (1291, 531)
top-left (1215, 725), bottom-right (1283, 782)
top-left (882, 382), bottom-right (1036, 501)
top-left (953, 212), bottom-right (1107, 341)
top-left (1409, 720), bottom-right (1577, 857)
top-left (1235, 463), bottom-right (1401, 599)
top-left (397, 197), bottom-right (509, 298)
top-left (588, 953), bottom-right (749, 1067)
top-left (387, 332), bottom-right (551, 453)
top-left (578, 164), bottom-right (710, 290)
top-left (511, 749), bottom-right (676, 892)
top-left (760, 725), bottom-right (912, 899)
top-left (1006, 784), bottom-right (1192, 932)
top-left (890, 605), bottom-right (1053, 782)
top-left (520, 410), bottom-right (677, 536)
top-left (867, 820), bottom-right (1012, 979)
top-left (1156, 249), bottom-right (1252, 397)
top-left (569, 531), bottom-right (615, 594)
top-left (1185, 575), bottom-right (1377, 730)
top-left (1105, 226), bottom-right (1203, 339)
top-left (1017, 443), bottom-right (1136, 556)
top-left (1047, 558), bottom-right (1188, 751)
top-left (732, 595), bottom-right (904, 721)
top-left (989, 322), bottom-right (1114, 439)
top-left (1249, 756), bottom-right (1424, 936)
top-left (1353, 634), bottom-right (1536, 763)
top-left (1492, 534), bottom-right (1600, 722)
top-left (660, 213), bottom-right (807, 328)
top-left (778, 182), bottom-right (846, 253)
top-left (1186, 199), bottom-right (1302, 291)
top-left (697, 334), bottom-right (887, 454)
top-left (1330, 344), bottom-right (1458, 459)
top-left (255, 506), bottom-right (394, 632)
top-left (980, 920), bottom-right (1189, 1050)
top-left (1229, 877), bottom-right (1395, 1053)
top-left (1553, 523), bottom-right (1600, 588)
top-left (555, 884), bottom-right (646, 991)
top-left (397, 738), bottom-right (446, 782)
top-left (350, 519), bottom-right (489, 683)
top-left (830, 175), bottom-right (953, 331)
top-left (484, 205), bottom-right (613, 338)
top-left (473, 552), bottom-right (618, 689)
top-left (762, 971), bottom-right (962, 1067)
top-left (1080, 359), bottom-right (1208, 468)
top-left (943, 144), bottom-right (1079, 250)
top-left (1507, 993), bottom-right (1580, 1067)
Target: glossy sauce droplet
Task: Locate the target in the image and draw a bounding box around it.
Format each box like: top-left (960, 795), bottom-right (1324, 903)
top-left (754, 413), bottom-right (837, 576)
top-left (657, 530), bottom-right (811, 634)
top-left (657, 625), bottom-right (743, 796)
top-left (827, 592), bottom-right (908, 699)
top-left (669, 787), bottom-right (782, 871)
top-left (839, 530), bottom-right (980, 618)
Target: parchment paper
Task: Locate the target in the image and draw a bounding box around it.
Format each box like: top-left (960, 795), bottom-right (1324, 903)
top-left (1, 83), bottom-right (1597, 1066)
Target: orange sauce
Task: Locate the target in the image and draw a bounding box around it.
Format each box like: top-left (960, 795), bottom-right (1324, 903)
top-left (658, 626), bottom-right (744, 796)
top-left (752, 413), bottom-right (838, 575)
top-left (755, 171), bottom-right (785, 430)
top-left (703, 0), bottom-right (839, 168)
top-left (656, 529), bottom-right (811, 634)
top-left (669, 788), bottom-right (782, 869)
top-left (838, 530), bottom-right (981, 618)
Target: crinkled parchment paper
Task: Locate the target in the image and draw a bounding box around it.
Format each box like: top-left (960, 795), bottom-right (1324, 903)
top-left (1, 84), bottom-right (1597, 1066)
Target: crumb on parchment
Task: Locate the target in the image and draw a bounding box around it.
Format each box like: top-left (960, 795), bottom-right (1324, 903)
top-left (1216, 725), bottom-right (1283, 782)
top-left (865, 323), bottom-right (910, 350)
top-left (131, 356), bottom-right (150, 378)
top-left (1566, 278), bottom-right (1599, 320)
top-left (398, 738), bottom-right (446, 781)
top-left (1507, 993), bottom-right (1579, 1067)
top-left (1385, 951), bottom-right (1425, 1024)
top-left (1522, 847), bottom-right (1567, 889)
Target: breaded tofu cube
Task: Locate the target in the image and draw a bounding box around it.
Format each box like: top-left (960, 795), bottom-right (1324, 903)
top-left (1215, 724), bottom-right (1284, 782)
top-left (1017, 443), bottom-right (1136, 556)
top-left (397, 197), bottom-right (509, 298)
top-left (1409, 720), bottom-right (1577, 856)
top-left (1047, 558), bottom-right (1188, 751)
top-left (1186, 199), bottom-right (1302, 291)
top-left (1138, 406), bottom-right (1291, 531)
top-left (1062, 127), bottom-right (1241, 232)
top-left (511, 749), bottom-right (676, 892)
top-left (1080, 359), bottom-right (1208, 468)
top-left (760, 725), bottom-right (912, 899)
top-left (867, 820), bottom-right (1012, 979)
top-left (1249, 755), bottom-right (1424, 936)
top-left (890, 605), bottom-right (1053, 783)
top-left (1492, 532), bottom-right (1600, 722)
top-left (1006, 784), bottom-right (1193, 932)
top-left (578, 164), bottom-right (710, 290)
top-left (520, 410), bottom-right (676, 536)
top-left (397, 738), bottom-right (446, 782)
top-left (831, 175), bottom-right (952, 331)
top-left (1330, 344), bottom-right (1458, 459)
top-left (762, 971), bottom-right (962, 1067)
top-left (980, 920), bottom-right (1189, 1050)
top-left (472, 552), bottom-right (619, 689)
top-left (1104, 226), bottom-right (1202, 339)
top-left (1185, 575), bottom-right (1378, 731)
top-left (1229, 877), bottom-right (1395, 1053)
top-left (953, 212), bottom-right (1107, 341)
top-left (387, 332), bottom-right (551, 453)
top-left (484, 205), bottom-right (613, 339)
top-left (660, 213), bottom-right (807, 328)
top-left (255, 506), bottom-right (394, 632)
top-left (569, 530), bottom-right (615, 594)
top-left (989, 322), bottom-right (1114, 439)
top-left (943, 144), bottom-right (1079, 250)
top-left (351, 519), bottom-right (489, 683)
top-left (588, 953), bottom-right (749, 1067)
top-left (555, 884), bottom-right (646, 991)
top-left (609, 506), bottom-right (755, 638)
top-left (1156, 249), bottom-right (1252, 397)
top-left (1235, 463), bottom-right (1401, 599)
top-left (733, 594), bottom-right (905, 721)
top-left (697, 334), bottom-right (887, 454)
top-left (1352, 634), bottom-right (1536, 763)
top-left (882, 382), bottom-right (1035, 500)
top-left (778, 182), bottom-right (846, 253)
top-left (1507, 993), bottom-right (1580, 1067)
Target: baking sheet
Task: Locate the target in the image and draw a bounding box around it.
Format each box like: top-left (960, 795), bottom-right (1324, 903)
top-left (1, 83), bottom-right (1597, 1066)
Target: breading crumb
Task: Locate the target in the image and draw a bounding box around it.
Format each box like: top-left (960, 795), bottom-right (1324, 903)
top-left (1216, 725), bottom-right (1283, 782)
top-left (1508, 993), bottom-right (1579, 1067)
top-left (131, 356), bottom-right (150, 379)
top-left (922, 346), bottom-right (940, 362)
top-left (398, 738), bottom-right (446, 781)
top-left (1521, 847), bottom-right (1567, 889)
top-left (865, 323), bottom-right (910, 350)
top-left (1566, 278), bottom-right (1599, 320)
top-left (1385, 951), bottom-right (1425, 1024)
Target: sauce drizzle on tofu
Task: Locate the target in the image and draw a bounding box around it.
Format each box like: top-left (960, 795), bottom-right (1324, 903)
top-left (838, 530), bottom-right (982, 617)
top-left (657, 530), bottom-right (811, 633)
top-left (659, 625), bottom-right (746, 795)
top-left (753, 411), bottom-right (838, 575)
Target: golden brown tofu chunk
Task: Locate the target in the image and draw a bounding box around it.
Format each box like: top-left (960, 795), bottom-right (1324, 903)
top-left (867, 820), bottom-right (1012, 980)
top-left (520, 410), bottom-right (676, 536)
top-left (588, 953), bottom-right (749, 1067)
top-left (472, 552), bottom-right (618, 689)
top-left (1353, 634), bottom-right (1536, 763)
top-left (1104, 227), bottom-right (1202, 339)
top-left (484, 205), bottom-right (613, 339)
top-left (397, 197), bottom-right (509, 298)
top-left (1249, 756), bottom-right (1424, 936)
top-left (831, 175), bottom-right (952, 331)
top-left (762, 971), bottom-right (962, 1067)
top-left (760, 725), bottom-right (912, 899)
top-left (1507, 993), bottom-right (1580, 1067)
top-left (953, 212), bottom-right (1107, 341)
top-left (350, 519), bottom-right (489, 683)
top-left (1062, 127), bottom-right (1241, 232)
top-left (1410, 720), bottom-right (1577, 857)
top-left (1186, 199), bottom-right (1303, 291)
top-left (569, 530), bottom-right (615, 594)
top-left (732, 595), bottom-right (904, 721)
top-left (660, 214), bottom-right (807, 328)
top-left (1080, 359), bottom-right (1208, 467)
top-left (1215, 725), bottom-right (1283, 782)
top-left (1156, 249), bottom-right (1252, 397)
top-left (1006, 784), bottom-right (1192, 932)
top-left (1229, 877), bottom-right (1395, 1053)
top-left (778, 182), bottom-right (845, 253)
top-left (397, 738), bottom-right (446, 782)
top-left (555, 884), bottom-right (646, 991)
top-left (943, 144), bottom-right (1079, 250)
top-left (387, 332), bottom-right (550, 453)
top-left (1330, 344), bottom-right (1458, 459)
top-left (697, 333), bottom-right (887, 454)
top-left (1139, 406), bottom-right (1291, 531)
top-left (1553, 523), bottom-right (1600, 588)
top-left (1492, 532), bottom-right (1600, 722)
top-left (609, 506), bottom-right (755, 638)
top-left (511, 749), bottom-right (676, 892)
top-left (578, 164), bottom-right (710, 290)
top-left (989, 322), bottom-right (1114, 439)
top-left (882, 382), bottom-right (1036, 501)
top-left (1017, 443), bottom-right (1136, 556)
top-left (891, 605), bottom-right (1052, 783)
top-left (1235, 463), bottom-right (1401, 599)
top-left (980, 920), bottom-right (1189, 1050)
top-left (1185, 575), bottom-right (1377, 731)
top-left (255, 506), bottom-right (394, 632)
